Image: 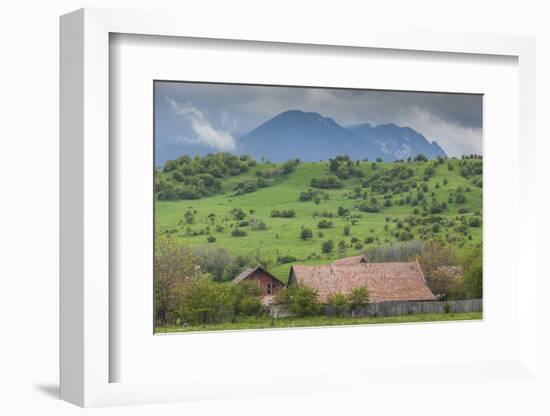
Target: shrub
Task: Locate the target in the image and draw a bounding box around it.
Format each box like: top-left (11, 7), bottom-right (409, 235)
top-left (337, 206), bottom-right (350, 217)
top-left (347, 286), bottom-right (371, 309)
top-left (300, 227), bottom-right (313, 240)
top-left (358, 202), bottom-right (380, 213)
top-left (207, 235), bottom-right (216, 243)
top-left (227, 280), bottom-right (263, 316)
top-left (321, 239), bottom-right (334, 253)
top-left (455, 192), bottom-right (466, 204)
top-left (343, 225), bottom-right (351, 236)
top-left (230, 207), bottom-right (247, 220)
top-left (250, 219), bottom-right (267, 231)
top-left (468, 216), bottom-right (481, 227)
top-left (275, 285), bottom-right (320, 317)
top-left (318, 219), bottom-right (333, 229)
top-left (271, 209), bottom-right (296, 218)
top-left (277, 255), bottom-right (297, 264)
top-left (326, 293), bottom-right (349, 316)
top-left (310, 176), bottom-right (343, 189)
top-left (178, 277), bottom-right (232, 325)
top-left (231, 227), bottom-right (247, 237)
top-left (184, 209), bottom-right (195, 224)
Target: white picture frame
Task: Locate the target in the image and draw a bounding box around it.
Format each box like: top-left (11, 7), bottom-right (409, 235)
top-left (60, 7), bottom-right (538, 408)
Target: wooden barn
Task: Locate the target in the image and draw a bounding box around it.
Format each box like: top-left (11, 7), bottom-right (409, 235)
top-left (232, 266), bottom-right (285, 305)
top-left (288, 257), bottom-right (435, 303)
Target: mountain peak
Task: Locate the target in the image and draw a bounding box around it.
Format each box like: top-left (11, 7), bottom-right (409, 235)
top-left (238, 110), bottom-right (447, 162)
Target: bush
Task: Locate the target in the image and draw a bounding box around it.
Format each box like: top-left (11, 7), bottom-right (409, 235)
top-left (321, 239), bottom-right (334, 253)
top-left (317, 219), bottom-right (333, 229)
top-left (343, 225), bottom-right (351, 236)
top-left (300, 228), bottom-right (313, 240)
top-left (277, 255), bottom-right (297, 264)
top-left (276, 285), bottom-right (320, 317)
top-left (358, 202), bottom-right (380, 213)
top-left (231, 227), bottom-right (247, 237)
top-left (178, 277), bottom-right (232, 325)
top-left (337, 206), bottom-right (350, 217)
top-left (228, 281), bottom-right (263, 316)
top-left (230, 207), bottom-right (247, 220)
top-left (326, 293), bottom-right (348, 316)
top-left (310, 176), bottom-right (343, 189)
top-left (347, 286), bottom-right (371, 309)
top-left (468, 216), bottom-right (481, 227)
top-left (249, 219), bottom-right (267, 231)
top-left (207, 235), bottom-right (216, 243)
top-left (271, 209), bottom-right (296, 218)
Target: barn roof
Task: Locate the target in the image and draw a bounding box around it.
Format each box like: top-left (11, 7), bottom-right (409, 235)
top-left (232, 266), bottom-right (284, 285)
top-left (290, 261), bottom-right (435, 303)
top-left (332, 255), bottom-right (368, 266)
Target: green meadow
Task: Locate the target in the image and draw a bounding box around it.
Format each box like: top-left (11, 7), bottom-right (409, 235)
top-left (155, 311), bottom-right (483, 333)
top-left (156, 156), bottom-right (482, 282)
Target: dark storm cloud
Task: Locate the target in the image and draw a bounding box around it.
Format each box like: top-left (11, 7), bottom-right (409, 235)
top-left (155, 81), bottom-right (483, 157)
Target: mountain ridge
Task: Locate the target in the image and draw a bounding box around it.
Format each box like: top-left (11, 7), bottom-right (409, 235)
top-left (238, 110), bottom-right (447, 162)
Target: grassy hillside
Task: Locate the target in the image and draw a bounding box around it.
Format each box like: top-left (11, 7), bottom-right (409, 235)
top-left (156, 156), bottom-right (482, 282)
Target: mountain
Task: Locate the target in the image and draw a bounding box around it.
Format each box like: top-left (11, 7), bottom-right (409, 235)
top-left (238, 110), bottom-right (383, 162)
top-left (238, 110), bottom-right (447, 163)
top-left (348, 123), bottom-right (447, 161)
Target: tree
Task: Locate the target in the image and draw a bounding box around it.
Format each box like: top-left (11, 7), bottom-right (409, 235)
top-left (227, 280), bottom-right (263, 316)
top-left (347, 286), bottom-right (371, 309)
top-left (275, 285), bottom-right (319, 317)
top-left (321, 239), bottom-right (334, 253)
top-left (154, 239), bottom-right (198, 325)
top-left (416, 240), bottom-right (457, 297)
top-left (178, 277), bottom-right (230, 325)
top-left (300, 227), bottom-right (313, 240)
top-left (461, 245), bottom-right (482, 299)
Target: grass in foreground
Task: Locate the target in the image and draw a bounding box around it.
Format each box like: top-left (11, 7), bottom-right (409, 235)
top-left (155, 311), bottom-right (482, 333)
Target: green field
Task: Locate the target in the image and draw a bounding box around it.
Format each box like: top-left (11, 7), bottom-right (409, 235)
top-left (156, 157), bottom-right (482, 282)
top-left (155, 311), bottom-right (482, 333)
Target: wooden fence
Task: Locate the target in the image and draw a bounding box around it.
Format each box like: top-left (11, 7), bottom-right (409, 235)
top-left (269, 299), bottom-right (482, 319)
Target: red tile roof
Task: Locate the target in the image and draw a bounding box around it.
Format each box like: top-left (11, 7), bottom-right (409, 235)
top-left (232, 266), bottom-right (284, 285)
top-left (332, 255), bottom-right (368, 266)
top-left (290, 261), bottom-right (435, 303)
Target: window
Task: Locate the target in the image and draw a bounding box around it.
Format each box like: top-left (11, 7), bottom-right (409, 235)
top-left (266, 282), bottom-right (272, 295)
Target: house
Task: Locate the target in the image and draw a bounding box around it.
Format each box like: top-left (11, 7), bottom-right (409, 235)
top-left (332, 254), bottom-right (368, 266)
top-left (232, 266), bottom-right (285, 305)
top-left (288, 257), bottom-right (435, 303)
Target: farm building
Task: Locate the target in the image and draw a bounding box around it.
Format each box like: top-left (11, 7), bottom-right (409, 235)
top-left (232, 266), bottom-right (285, 305)
top-left (332, 254), bottom-right (368, 266)
top-left (288, 257), bottom-right (435, 303)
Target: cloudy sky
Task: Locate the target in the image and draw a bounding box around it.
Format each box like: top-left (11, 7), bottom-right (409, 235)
top-left (154, 81), bottom-right (482, 158)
